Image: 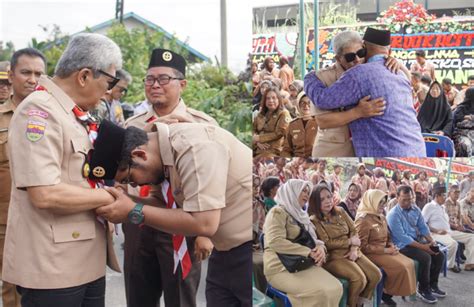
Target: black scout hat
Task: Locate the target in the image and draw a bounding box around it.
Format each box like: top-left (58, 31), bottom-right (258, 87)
top-left (148, 48), bottom-right (186, 76)
top-left (433, 185), bottom-right (447, 195)
top-left (88, 120), bottom-right (126, 180)
top-left (363, 27), bottom-right (391, 47)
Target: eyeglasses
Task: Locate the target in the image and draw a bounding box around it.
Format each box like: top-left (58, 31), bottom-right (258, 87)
top-left (97, 69), bottom-right (120, 90)
top-left (116, 85), bottom-right (128, 94)
top-left (343, 48), bottom-right (367, 63)
top-left (143, 75), bottom-right (184, 86)
top-left (119, 163), bottom-right (132, 185)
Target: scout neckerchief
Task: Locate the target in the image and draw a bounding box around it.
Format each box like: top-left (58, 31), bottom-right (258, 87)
top-left (71, 105), bottom-right (103, 189)
top-left (138, 115), bottom-right (157, 197)
top-left (161, 179), bottom-right (192, 280)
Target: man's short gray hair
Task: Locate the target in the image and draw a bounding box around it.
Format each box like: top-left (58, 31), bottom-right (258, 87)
top-left (332, 31), bottom-right (363, 56)
top-left (55, 33), bottom-right (122, 78)
top-left (116, 69), bottom-right (132, 83)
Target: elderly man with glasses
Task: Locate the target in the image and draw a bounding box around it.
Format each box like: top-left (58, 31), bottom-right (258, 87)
top-left (305, 27), bottom-right (426, 157)
top-left (2, 33), bottom-right (122, 307)
top-left (119, 48), bottom-right (217, 307)
top-left (0, 48), bottom-right (46, 307)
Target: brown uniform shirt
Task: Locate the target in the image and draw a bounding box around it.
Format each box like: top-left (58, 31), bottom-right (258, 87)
top-left (155, 122), bottom-right (252, 251)
top-left (312, 209), bottom-right (359, 262)
top-left (3, 76), bottom-right (118, 289)
top-left (0, 96), bottom-right (15, 225)
top-left (313, 63), bottom-right (355, 157)
top-left (355, 213), bottom-right (391, 255)
top-left (124, 99), bottom-right (218, 203)
top-left (278, 64), bottom-right (294, 91)
top-left (253, 109), bottom-right (291, 157)
top-left (281, 116), bottom-right (317, 158)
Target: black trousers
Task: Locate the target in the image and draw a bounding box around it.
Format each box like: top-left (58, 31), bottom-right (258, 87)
top-left (17, 277), bottom-right (105, 307)
top-left (122, 224), bottom-right (201, 307)
top-left (206, 241), bottom-right (252, 307)
top-left (399, 246), bottom-right (444, 292)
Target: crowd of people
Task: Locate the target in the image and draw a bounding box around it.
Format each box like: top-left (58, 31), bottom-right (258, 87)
top-left (0, 33), bottom-right (252, 307)
top-left (252, 27), bottom-right (474, 158)
top-left (253, 157), bottom-right (474, 306)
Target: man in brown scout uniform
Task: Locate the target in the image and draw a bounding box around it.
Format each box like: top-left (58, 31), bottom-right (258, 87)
top-left (122, 48), bottom-right (216, 307)
top-left (0, 61), bottom-right (11, 104)
top-left (2, 34), bottom-right (121, 307)
top-left (89, 119), bottom-right (252, 307)
top-left (0, 48), bottom-right (46, 307)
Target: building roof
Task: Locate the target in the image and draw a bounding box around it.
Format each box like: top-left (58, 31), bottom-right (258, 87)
top-left (86, 12), bottom-right (209, 62)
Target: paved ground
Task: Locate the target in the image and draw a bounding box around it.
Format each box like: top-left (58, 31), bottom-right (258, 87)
top-left (106, 225), bottom-right (208, 306)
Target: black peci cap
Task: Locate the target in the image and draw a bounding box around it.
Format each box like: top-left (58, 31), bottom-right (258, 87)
top-left (363, 27), bottom-right (391, 47)
top-left (88, 120), bottom-right (126, 180)
top-left (148, 48), bottom-right (186, 76)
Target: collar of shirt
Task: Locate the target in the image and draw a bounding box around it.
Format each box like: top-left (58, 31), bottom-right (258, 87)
top-left (366, 54), bottom-right (386, 63)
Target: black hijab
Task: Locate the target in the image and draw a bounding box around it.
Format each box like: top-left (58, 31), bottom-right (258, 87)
top-left (453, 88), bottom-right (474, 126)
top-left (417, 81), bottom-right (453, 137)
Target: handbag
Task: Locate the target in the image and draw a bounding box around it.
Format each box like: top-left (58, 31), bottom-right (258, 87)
top-left (276, 219), bottom-right (316, 273)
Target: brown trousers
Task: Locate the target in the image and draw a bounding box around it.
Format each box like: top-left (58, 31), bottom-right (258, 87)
top-left (0, 225), bottom-right (20, 307)
top-left (324, 254), bottom-right (381, 307)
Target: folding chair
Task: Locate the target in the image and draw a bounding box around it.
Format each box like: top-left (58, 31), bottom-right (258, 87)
top-left (422, 133), bottom-right (455, 157)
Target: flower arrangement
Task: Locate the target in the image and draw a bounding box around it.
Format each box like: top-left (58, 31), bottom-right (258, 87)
top-left (377, 0), bottom-right (472, 33)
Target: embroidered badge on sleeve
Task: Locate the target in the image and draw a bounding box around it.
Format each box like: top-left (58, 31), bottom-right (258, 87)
top-left (26, 120), bottom-right (46, 142)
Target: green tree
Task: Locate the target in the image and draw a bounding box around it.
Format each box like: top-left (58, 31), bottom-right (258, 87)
top-left (0, 41), bottom-right (15, 61)
top-left (28, 23), bottom-right (251, 145)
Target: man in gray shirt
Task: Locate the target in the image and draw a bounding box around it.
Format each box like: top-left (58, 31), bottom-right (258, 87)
top-left (460, 171), bottom-right (474, 199)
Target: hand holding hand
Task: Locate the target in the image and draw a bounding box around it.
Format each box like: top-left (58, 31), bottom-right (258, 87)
top-left (96, 187), bottom-right (136, 223)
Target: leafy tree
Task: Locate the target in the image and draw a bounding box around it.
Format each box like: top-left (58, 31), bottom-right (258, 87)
top-left (25, 23), bottom-right (251, 145)
top-left (0, 41), bottom-right (15, 61)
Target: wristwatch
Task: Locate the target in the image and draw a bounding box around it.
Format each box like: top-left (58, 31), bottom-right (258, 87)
top-left (128, 203), bottom-right (144, 225)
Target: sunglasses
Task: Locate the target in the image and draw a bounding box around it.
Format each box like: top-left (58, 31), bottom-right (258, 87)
top-left (97, 69), bottom-right (120, 90)
top-left (343, 48), bottom-right (367, 63)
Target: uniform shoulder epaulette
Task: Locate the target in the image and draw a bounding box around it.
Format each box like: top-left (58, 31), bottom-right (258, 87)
top-left (186, 107), bottom-right (216, 123)
top-left (124, 110), bottom-right (147, 126)
top-left (289, 117), bottom-right (300, 124)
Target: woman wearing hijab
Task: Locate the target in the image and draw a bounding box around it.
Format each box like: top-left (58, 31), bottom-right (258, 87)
top-left (389, 170), bottom-right (402, 199)
top-left (339, 183), bottom-right (362, 220)
top-left (288, 80), bottom-right (304, 109)
top-left (253, 86), bottom-right (291, 158)
top-left (263, 180), bottom-right (343, 307)
top-left (282, 92), bottom-right (318, 158)
top-left (309, 184), bottom-right (381, 307)
top-left (417, 81), bottom-right (453, 137)
top-left (355, 190), bottom-right (417, 306)
top-left (452, 88), bottom-right (474, 156)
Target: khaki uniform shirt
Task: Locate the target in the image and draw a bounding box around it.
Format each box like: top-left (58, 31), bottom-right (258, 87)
top-left (253, 109), bottom-right (291, 157)
top-left (262, 206), bottom-right (317, 276)
top-left (124, 99), bottom-right (218, 202)
top-left (0, 96), bottom-right (15, 225)
top-left (355, 213), bottom-right (391, 255)
top-left (154, 122), bottom-right (252, 251)
top-left (312, 209), bottom-right (360, 262)
top-left (2, 76), bottom-right (118, 289)
top-left (410, 61), bottom-right (436, 80)
top-left (312, 63), bottom-right (355, 157)
top-left (281, 116), bottom-right (317, 158)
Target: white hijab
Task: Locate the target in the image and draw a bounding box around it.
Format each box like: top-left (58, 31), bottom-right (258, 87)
top-left (275, 179), bottom-right (320, 244)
